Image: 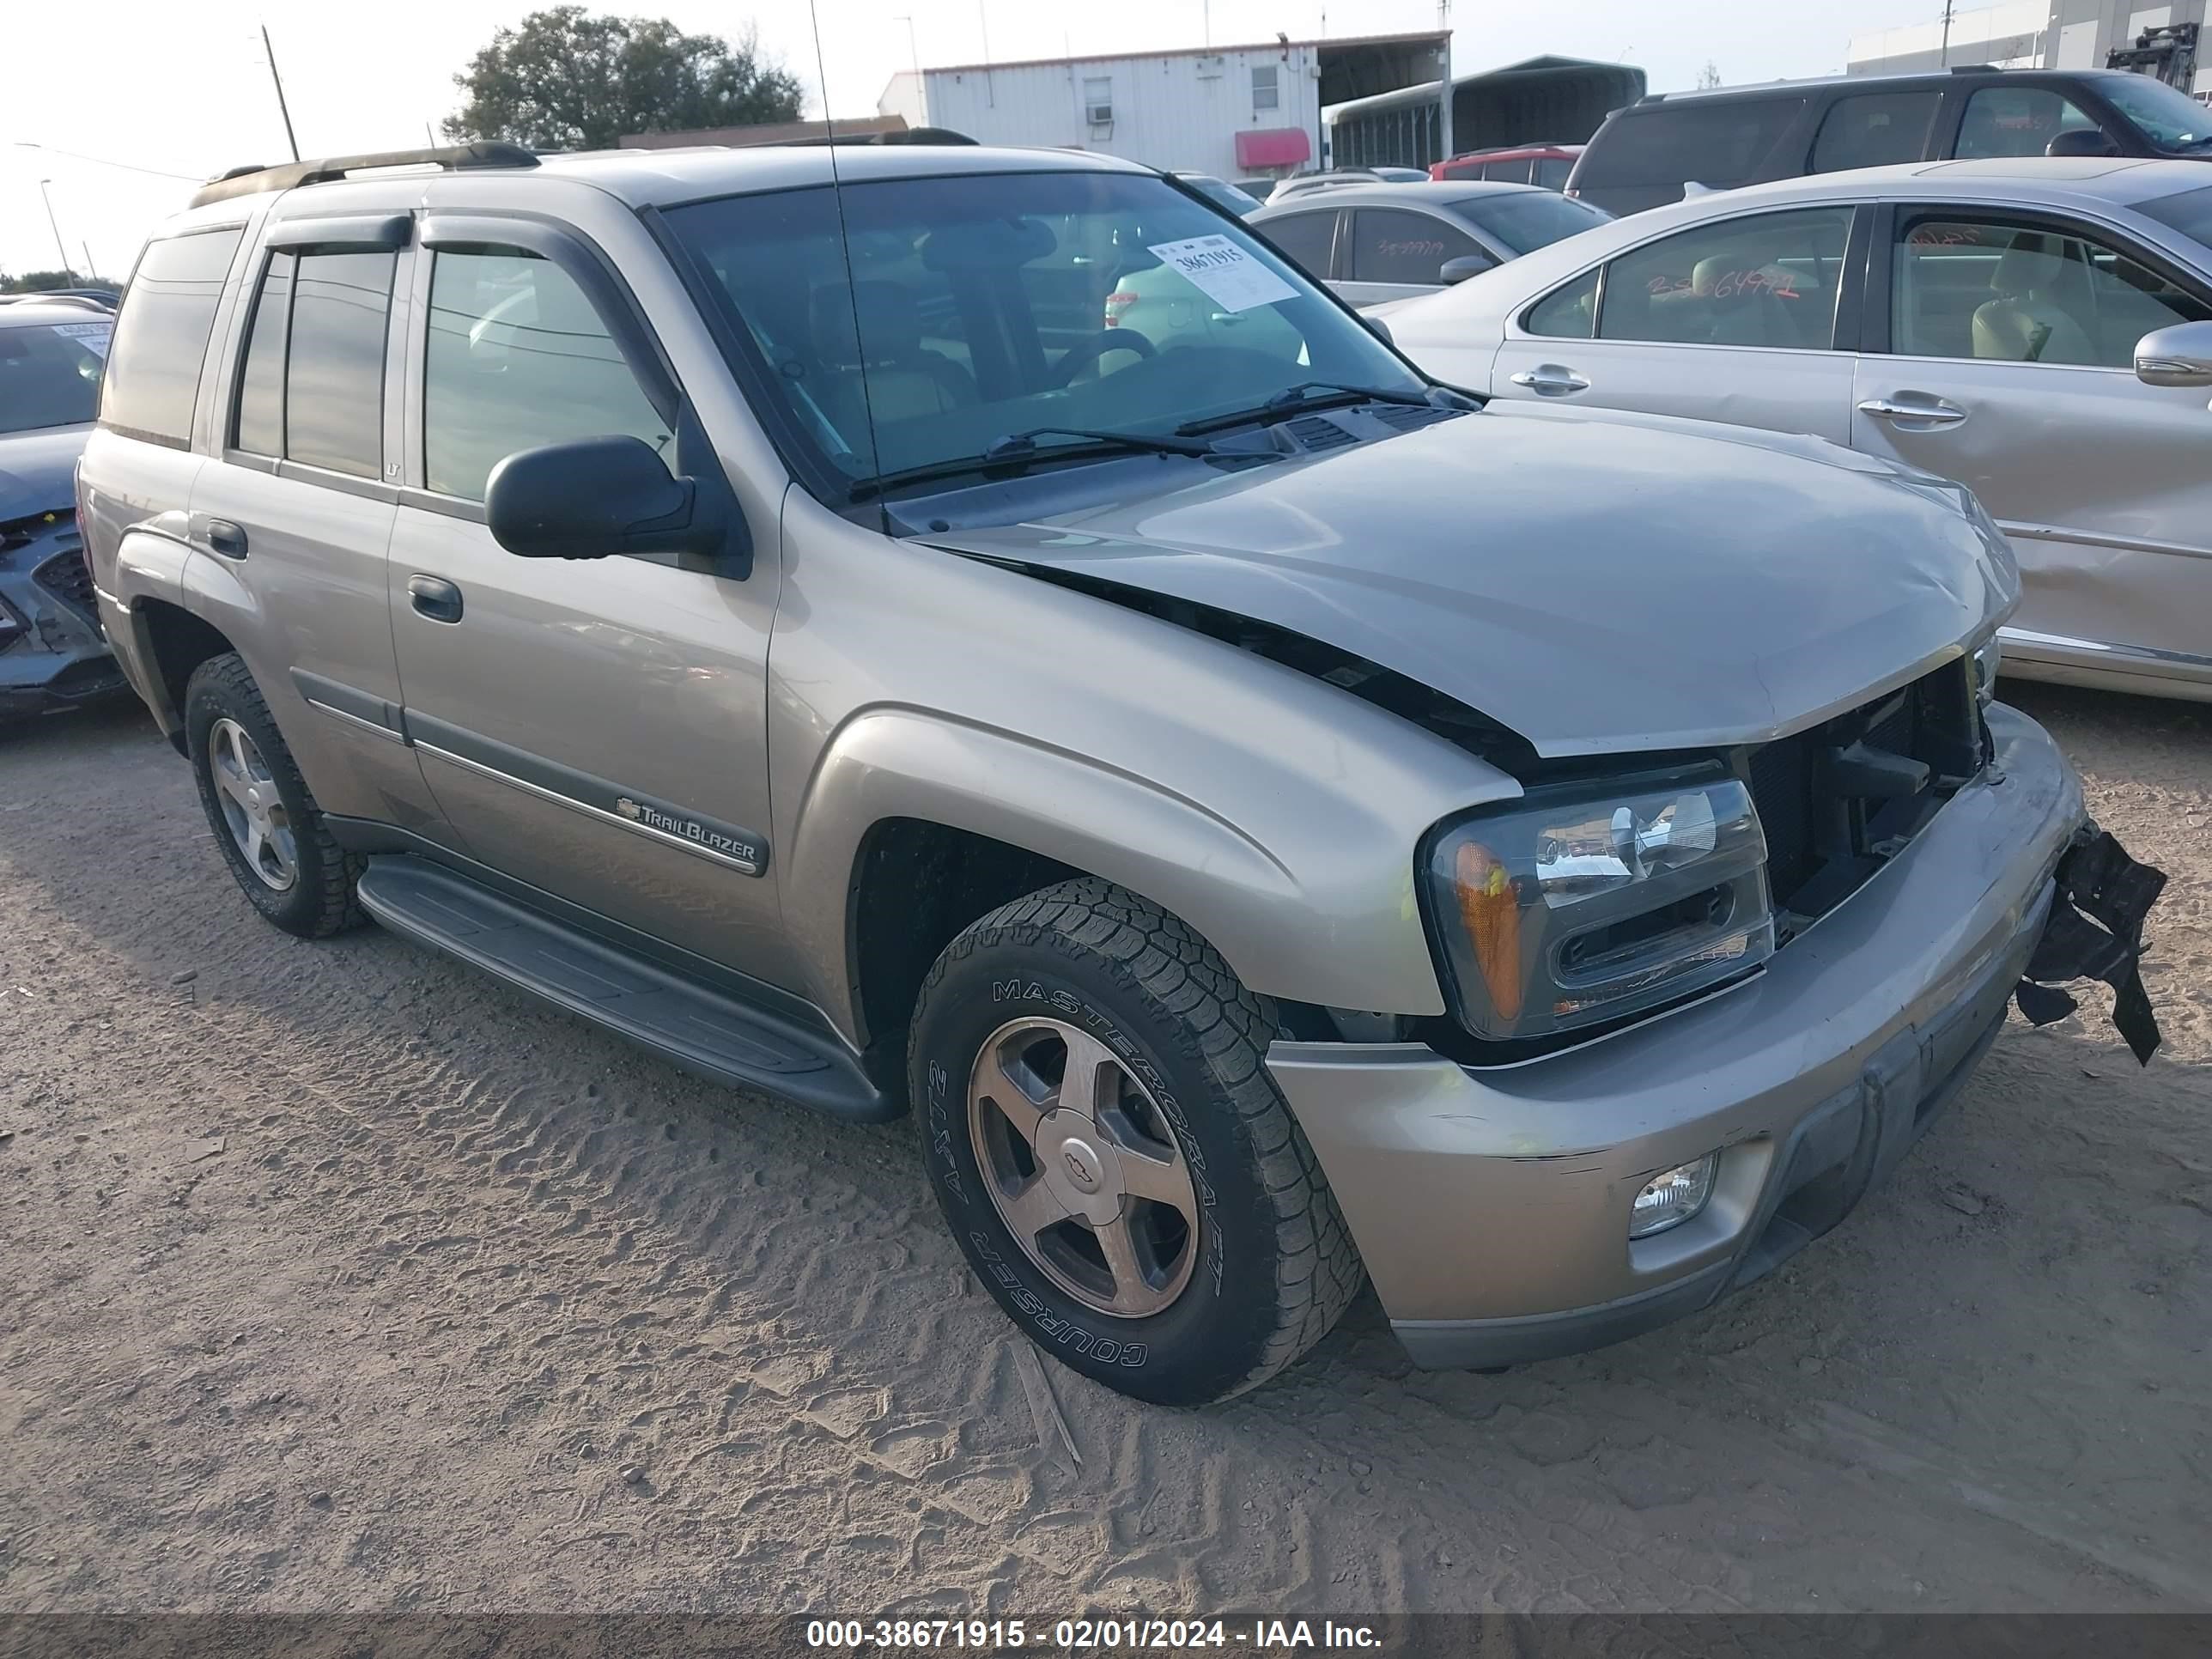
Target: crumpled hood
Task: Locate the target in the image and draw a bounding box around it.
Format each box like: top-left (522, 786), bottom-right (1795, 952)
top-left (930, 402), bottom-right (2019, 758)
top-left (0, 425), bottom-right (91, 524)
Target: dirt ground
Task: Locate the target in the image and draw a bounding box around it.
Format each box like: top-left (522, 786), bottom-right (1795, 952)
top-left (2, 682), bottom-right (2207, 1619)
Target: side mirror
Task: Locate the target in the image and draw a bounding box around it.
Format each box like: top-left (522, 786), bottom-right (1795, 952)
top-left (2046, 128), bottom-right (2120, 158)
top-left (1439, 255), bottom-right (1492, 286)
top-left (485, 435), bottom-right (729, 562)
top-left (1363, 313), bottom-right (1395, 346)
top-left (2135, 319), bottom-right (2212, 387)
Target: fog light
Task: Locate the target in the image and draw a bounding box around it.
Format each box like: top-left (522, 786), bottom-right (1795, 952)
top-left (1630, 1152), bottom-right (1719, 1238)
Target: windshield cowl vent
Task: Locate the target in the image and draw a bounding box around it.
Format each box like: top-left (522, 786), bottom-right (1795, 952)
top-left (1282, 415), bottom-right (1358, 453)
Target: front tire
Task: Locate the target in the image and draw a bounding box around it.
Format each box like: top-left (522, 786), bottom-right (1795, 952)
top-left (185, 653), bottom-right (365, 939)
top-left (910, 878), bottom-right (1362, 1405)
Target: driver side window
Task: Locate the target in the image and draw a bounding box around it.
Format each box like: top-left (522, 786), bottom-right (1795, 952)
top-left (422, 249), bottom-right (671, 502)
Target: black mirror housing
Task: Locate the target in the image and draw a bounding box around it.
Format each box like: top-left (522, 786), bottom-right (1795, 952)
top-left (2045, 129), bottom-right (2120, 158)
top-left (485, 435), bottom-right (732, 563)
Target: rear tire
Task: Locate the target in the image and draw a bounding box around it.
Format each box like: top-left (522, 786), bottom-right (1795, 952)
top-left (910, 878), bottom-right (1363, 1405)
top-left (184, 653), bottom-right (365, 939)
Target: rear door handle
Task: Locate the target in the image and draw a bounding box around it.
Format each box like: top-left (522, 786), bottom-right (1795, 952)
top-left (1857, 397), bottom-right (1969, 428)
top-left (1509, 364), bottom-right (1590, 396)
top-left (407, 574), bottom-right (464, 624)
top-left (203, 519), bottom-right (247, 559)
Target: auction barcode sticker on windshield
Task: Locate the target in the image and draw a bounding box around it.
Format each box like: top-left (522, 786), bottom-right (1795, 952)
top-left (1146, 234), bottom-right (1297, 313)
top-left (53, 322), bottom-right (113, 358)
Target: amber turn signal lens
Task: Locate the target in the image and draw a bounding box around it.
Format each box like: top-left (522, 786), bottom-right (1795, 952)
top-left (1454, 841), bottom-right (1524, 1023)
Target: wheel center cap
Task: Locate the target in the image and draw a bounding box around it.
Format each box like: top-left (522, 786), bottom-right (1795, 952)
top-left (1060, 1139), bottom-right (1103, 1193)
top-left (1034, 1108), bottom-right (1126, 1223)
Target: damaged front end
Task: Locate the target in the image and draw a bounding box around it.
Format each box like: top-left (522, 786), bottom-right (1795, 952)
top-left (2017, 825), bottom-right (2170, 1065)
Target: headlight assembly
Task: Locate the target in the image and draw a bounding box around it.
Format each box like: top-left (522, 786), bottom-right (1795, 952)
top-left (1427, 770), bottom-right (1775, 1043)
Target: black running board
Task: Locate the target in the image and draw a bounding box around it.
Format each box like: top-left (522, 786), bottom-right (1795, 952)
top-left (356, 857), bottom-right (893, 1121)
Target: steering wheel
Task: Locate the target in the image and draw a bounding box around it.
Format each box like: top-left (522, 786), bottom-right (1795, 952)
top-left (1047, 328), bottom-right (1156, 388)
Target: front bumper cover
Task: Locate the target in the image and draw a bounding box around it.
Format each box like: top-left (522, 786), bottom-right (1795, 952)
top-left (1267, 708), bottom-right (2168, 1370)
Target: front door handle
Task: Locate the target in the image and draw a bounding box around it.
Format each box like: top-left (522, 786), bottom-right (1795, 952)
top-left (203, 519), bottom-right (247, 559)
top-left (407, 574), bottom-right (464, 624)
top-left (1510, 363), bottom-right (1590, 397)
top-left (1857, 396), bottom-right (1969, 428)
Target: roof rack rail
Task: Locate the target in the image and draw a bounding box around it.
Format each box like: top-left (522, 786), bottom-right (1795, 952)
top-left (0, 292), bottom-right (112, 312)
top-left (782, 125), bottom-right (977, 147)
top-left (1948, 63), bottom-right (2002, 73)
top-left (189, 141), bottom-right (538, 209)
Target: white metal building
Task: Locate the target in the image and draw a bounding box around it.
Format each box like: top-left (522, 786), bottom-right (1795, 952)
top-left (878, 31), bottom-right (1452, 184)
top-left (1849, 0), bottom-right (2210, 93)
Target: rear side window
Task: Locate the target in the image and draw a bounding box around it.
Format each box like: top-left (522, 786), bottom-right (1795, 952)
top-left (1349, 210), bottom-right (1482, 285)
top-left (1483, 160), bottom-right (1534, 184)
top-left (1258, 210), bottom-right (1338, 278)
top-left (1577, 100), bottom-right (1807, 189)
top-left (100, 228), bottom-right (243, 446)
top-left (423, 249), bottom-right (672, 501)
top-left (283, 251), bottom-right (395, 477)
top-left (1597, 207), bottom-right (1853, 349)
top-left (1955, 87), bottom-right (2100, 159)
top-left (1534, 158), bottom-right (1575, 190)
top-left (1811, 92), bottom-right (1940, 172)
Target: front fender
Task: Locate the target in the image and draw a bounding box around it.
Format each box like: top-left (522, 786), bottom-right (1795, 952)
top-left (784, 707), bottom-right (1469, 1047)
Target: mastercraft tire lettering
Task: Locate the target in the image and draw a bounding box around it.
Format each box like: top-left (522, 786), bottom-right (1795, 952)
top-left (909, 878), bottom-right (1363, 1406)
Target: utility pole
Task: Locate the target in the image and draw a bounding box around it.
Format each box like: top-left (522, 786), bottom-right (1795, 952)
top-left (37, 179), bottom-right (74, 279)
top-left (978, 1), bottom-right (994, 106)
top-left (1940, 0), bottom-right (1956, 68)
top-left (82, 241), bottom-right (98, 280)
top-left (262, 25), bottom-right (301, 162)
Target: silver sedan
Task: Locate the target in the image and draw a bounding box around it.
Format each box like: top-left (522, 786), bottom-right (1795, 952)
top-left (1249, 182), bottom-right (1613, 308)
top-left (1381, 158), bottom-right (2212, 702)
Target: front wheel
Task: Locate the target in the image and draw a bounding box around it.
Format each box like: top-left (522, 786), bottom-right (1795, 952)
top-left (910, 878), bottom-right (1363, 1405)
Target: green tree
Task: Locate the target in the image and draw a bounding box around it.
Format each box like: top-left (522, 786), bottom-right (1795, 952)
top-left (3, 270), bottom-right (120, 294)
top-left (445, 6), bottom-right (805, 150)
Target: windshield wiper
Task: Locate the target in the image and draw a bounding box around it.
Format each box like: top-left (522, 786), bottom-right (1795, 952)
top-left (1174, 380), bottom-right (1442, 436)
top-left (983, 426), bottom-right (1217, 460)
top-left (848, 428), bottom-right (1216, 501)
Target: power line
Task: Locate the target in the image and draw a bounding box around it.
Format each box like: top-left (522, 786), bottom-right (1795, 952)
top-left (10, 142), bottom-right (204, 182)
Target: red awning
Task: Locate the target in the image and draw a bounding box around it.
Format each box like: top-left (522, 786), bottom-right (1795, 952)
top-left (1235, 127), bottom-right (1311, 168)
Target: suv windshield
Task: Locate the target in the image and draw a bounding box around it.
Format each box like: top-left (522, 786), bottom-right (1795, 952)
top-left (2098, 75), bottom-right (2212, 151)
top-left (663, 168), bottom-right (1422, 494)
top-left (1452, 191), bottom-right (1612, 253)
top-left (0, 320), bottom-right (106, 434)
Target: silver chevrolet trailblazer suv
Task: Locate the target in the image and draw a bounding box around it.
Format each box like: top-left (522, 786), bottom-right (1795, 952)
top-left (79, 139), bottom-right (2166, 1405)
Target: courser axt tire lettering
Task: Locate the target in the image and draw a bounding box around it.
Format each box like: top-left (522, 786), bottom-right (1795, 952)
top-left (909, 877), bottom-right (1364, 1405)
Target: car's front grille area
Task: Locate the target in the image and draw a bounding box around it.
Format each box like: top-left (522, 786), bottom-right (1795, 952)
top-left (33, 544), bottom-right (97, 629)
top-left (1744, 659), bottom-right (1983, 934)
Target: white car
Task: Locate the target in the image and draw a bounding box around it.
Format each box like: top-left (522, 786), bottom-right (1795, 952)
top-left (1381, 158), bottom-right (2212, 702)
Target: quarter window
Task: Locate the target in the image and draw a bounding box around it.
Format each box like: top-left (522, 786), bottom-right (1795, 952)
top-left (1955, 87), bottom-right (2101, 159)
top-left (1891, 214), bottom-right (2212, 366)
top-left (1810, 92), bottom-right (1939, 172)
top-left (1524, 268), bottom-right (1597, 339)
top-left (423, 249), bottom-right (672, 502)
top-left (99, 228), bottom-right (243, 445)
top-left (283, 250), bottom-right (394, 478)
top-left (232, 250), bottom-right (292, 456)
top-left (1595, 207), bottom-right (1852, 349)
top-left (1349, 209), bottom-right (1482, 286)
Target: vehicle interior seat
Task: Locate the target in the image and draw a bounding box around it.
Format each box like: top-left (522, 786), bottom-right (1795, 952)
top-left (809, 280), bottom-right (980, 430)
top-left (1691, 252), bottom-right (1831, 347)
top-left (1973, 235), bottom-right (2100, 364)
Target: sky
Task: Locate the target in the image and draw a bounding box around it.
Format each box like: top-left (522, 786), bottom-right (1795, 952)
top-left (3, 0), bottom-right (1954, 281)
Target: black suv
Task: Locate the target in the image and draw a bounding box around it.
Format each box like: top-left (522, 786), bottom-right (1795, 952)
top-left (1569, 67), bottom-right (2212, 216)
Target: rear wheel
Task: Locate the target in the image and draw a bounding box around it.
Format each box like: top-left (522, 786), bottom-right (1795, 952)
top-left (910, 878), bottom-right (1363, 1404)
top-left (185, 653), bottom-right (365, 939)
